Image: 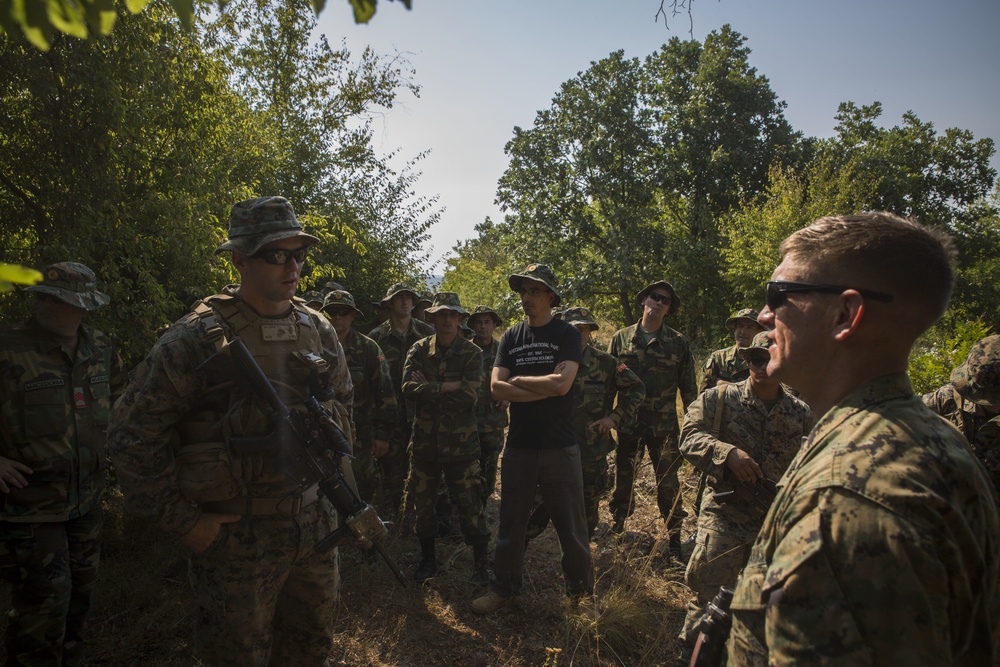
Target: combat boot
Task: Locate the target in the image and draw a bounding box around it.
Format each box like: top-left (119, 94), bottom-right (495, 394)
top-left (414, 536), bottom-right (437, 583)
top-left (668, 531), bottom-right (686, 563)
top-left (471, 541), bottom-right (490, 586)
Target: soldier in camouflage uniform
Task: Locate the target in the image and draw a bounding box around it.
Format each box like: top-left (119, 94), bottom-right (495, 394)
top-left (699, 308), bottom-right (763, 393)
top-left (923, 335), bottom-right (1000, 498)
top-left (468, 305), bottom-right (508, 504)
top-left (369, 283), bottom-right (435, 518)
top-left (109, 197), bottom-right (354, 667)
top-left (677, 331), bottom-right (812, 646)
top-left (412, 291), bottom-right (433, 325)
top-left (322, 290), bottom-right (398, 506)
top-left (0, 262), bottom-right (125, 667)
top-left (401, 293), bottom-right (490, 584)
top-left (526, 306), bottom-right (645, 541)
top-left (607, 280), bottom-right (697, 558)
top-left (726, 213), bottom-right (1000, 666)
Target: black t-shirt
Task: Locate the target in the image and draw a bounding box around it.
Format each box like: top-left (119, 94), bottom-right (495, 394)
top-left (495, 318), bottom-right (583, 449)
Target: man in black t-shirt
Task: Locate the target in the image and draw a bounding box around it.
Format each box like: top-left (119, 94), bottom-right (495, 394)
top-left (471, 264), bottom-right (595, 615)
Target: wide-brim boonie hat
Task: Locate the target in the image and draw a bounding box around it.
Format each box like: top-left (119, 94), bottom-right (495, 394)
top-left (508, 263), bottom-right (561, 307)
top-left (636, 280), bottom-right (679, 315)
top-left (301, 290), bottom-right (325, 308)
top-left (468, 305), bottom-right (503, 327)
top-left (380, 282), bottom-right (420, 306)
top-left (424, 292), bottom-right (470, 318)
top-left (740, 331), bottom-right (772, 356)
top-left (415, 291), bottom-right (434, 308)
top-left (726, 308), bottom-right (763, 333)
top-left (562, 306), bottom-right (598, 331)
top-left (952, 335), bottom-right (1000, 406)
top-left (24, 261), bottom-right (109, 312)
top-left (322, 290), bottom-right (364, 318)
top-left (215, 196), bottom-right (319, 256)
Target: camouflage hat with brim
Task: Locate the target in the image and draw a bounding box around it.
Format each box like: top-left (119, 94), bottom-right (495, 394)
top-left (740, 331), bottom-right (772, 356)
top-left (416, 291), bottom-right (434, 308)
top-left (424, 291), bottom-right (470, 319)
top-left (302, 290), bottom-right (326, 308)
top-left (952, 335), bottom-right (1000, 407)
top-left (636, 280), bottom-right (680, 315)
top-left (380, 282), bottom-right (420, 306)
top-left (562, 306), bottom-right (598, 331)
top-left (214, 196), bottom-right (319, 256)
top-left (322, 290), bottom-right (364, 318)
top-left (322, 280), bottom-right (346, 294)
top-left (508, 263), bottom-right (561, 307)
top-left (24, 261), bottom-right (109, 312)
top-left (468, 305), bottom-right (503, 327)
top-left (726, 308), bottom-right (763, 333)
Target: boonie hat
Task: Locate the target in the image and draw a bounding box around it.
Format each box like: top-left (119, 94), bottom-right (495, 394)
top-left (740, 331), bottom-right (772, 354)
top-left (322, 290), bottom-right (364, 318)
top-left (726, 308), bottom-right (763, 333)
top-left (562, 306), bottom-right (598, 331)
top-left (24, 261), bottom-right (109, 311)
top-left (416, 291), bottom-right (434, 308)
top-left (380, 282), bottom-right (420, 306)
top-left (508, 263), bottom-right (561, 307)
top-left (301, 290), bottom-right (325, 308)
top-left (468, 305), bottom-right (503, 327)
top-left (424, 292), bottom-right (470, 318)
top-left (214, 196), bottom-right (319, 256)
top-left (636, 281), bottom-right (680, 315)
top-left (952, 335), bottom-right (1000, 407)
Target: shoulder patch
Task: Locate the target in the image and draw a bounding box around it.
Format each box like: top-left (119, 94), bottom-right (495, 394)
top-left (617, 362), bottom-right (627, 373)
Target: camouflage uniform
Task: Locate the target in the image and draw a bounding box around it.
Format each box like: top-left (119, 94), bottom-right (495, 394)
top-left (0, 262), bottom-right (124, 667)
top-left (470, 306), bottom-right (508, 505)
top-left (727, 374), bottom-right (1000, 665)
top-left (677, 378), bottom-right (812, 643)
top-left (700, 344), bottom-right (749, 393)
top-left (109, 197), bottom-right (354, 667)
top-left (607, 320), bottom-right (697, 530)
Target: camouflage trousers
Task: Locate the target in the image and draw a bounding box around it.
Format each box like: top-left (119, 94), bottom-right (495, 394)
top-left (610, 424), bottom-right (686, 531)
top-left (478, 429), bottom-right (505, 505)
top-left (678, 515), bottom-right (757, 644)
top-left (352, 438), bottom-right (380, 506)
top-left (0, 506), bottom-right (103, 667)
top-left (377, 418), bottom-right (412, 519)
top-left (410, 457), bottom-right (489, 544)
top-left (188, 498), bottom-right (339, 667)
top-left (526, 453), bottom-right (611, 541)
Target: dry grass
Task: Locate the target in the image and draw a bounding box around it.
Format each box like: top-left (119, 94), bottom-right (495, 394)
top-left (1, 457), bottom-right (700, 667)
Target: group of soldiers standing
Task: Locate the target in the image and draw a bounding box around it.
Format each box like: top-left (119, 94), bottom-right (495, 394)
top-left (2, 198), bottom-right (1000, 666)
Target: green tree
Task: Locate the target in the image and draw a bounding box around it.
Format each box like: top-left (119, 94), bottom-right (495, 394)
top-left (441, 218), bottom-right (521, 322)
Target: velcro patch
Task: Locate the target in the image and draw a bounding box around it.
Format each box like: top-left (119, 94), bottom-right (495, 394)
top-left (261, 323), bottom-right (298, 341)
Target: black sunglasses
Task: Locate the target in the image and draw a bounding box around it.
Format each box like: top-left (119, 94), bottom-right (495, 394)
top-left (765, 281), bottom-right (893, 311)
top-left (647, 292), bottom-right (672, 304)
top-left (744, 352), bottom-right (770, 367)
top-left (252, 247), bottom-right (308, 265)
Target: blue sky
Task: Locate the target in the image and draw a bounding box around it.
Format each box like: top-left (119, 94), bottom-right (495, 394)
top-left (318, 0), bottom-right (1000, 273)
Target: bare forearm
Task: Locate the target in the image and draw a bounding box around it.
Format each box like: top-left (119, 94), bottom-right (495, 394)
top-left (491, 380), bottom-right (549, 403)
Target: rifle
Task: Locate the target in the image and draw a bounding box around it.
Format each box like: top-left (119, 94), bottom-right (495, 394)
top-left (212, 336), bottom-right (407, 585)
top-left (713, 477), bottom-right (778, 522)
top-left (688, 586), bottom-right (734, 667)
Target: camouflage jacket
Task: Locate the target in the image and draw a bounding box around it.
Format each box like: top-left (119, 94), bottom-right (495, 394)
top-left (923, 383), bottom-right (1000, 497)
top-left (607, 322), bottom-right (697, 437)
top-left (727, 374), bottom-right (1000, 666)
top-left (679, 380), bottom-right (812, 529)
top-left (474, 338), bottom-right (508, 433)
top-left (402, 334), bottom-right (481, 463)
top-left (700, 343), bottom-right (750, 393)
top-left (0, 319), bottom-right (125, 522)
top-left (342, 328), bottom-right (398, 446)
top-left (574, 346), bottom-right (645, 459)
top-left (108, 288), bottom-right (353, 538)
top-left (369, 316), bottom-right (435, 421)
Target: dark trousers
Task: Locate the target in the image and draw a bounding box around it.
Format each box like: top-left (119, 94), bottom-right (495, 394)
top-left (492, 446), bottom-right (593, 598)
top-left (610, 423), bottom-right (686, 531)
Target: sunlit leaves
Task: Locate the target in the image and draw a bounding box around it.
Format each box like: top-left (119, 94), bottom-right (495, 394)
top-left (0, 263), bottom-right (42, 291)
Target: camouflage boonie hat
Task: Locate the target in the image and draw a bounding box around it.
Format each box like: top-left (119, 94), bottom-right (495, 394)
top-left (416, 291), bottom-right (434, 308)
top-left (214, 196), bottom-right (319, 256)
top-left (380, 282), bottom-right (420, 306)
top-left (301, 290), bottom-right (325, 308)
top-left (952, 335), bottom-right (1000, 406)
top-left (24, 262), bottom-right (109, 311)
top-left (424, 292), bottom-right (470, 319)
top-left (508, 263), bottom-right (561, 307)
top-left (636, 280), bottom-right (680, 315)
top-left (468, 305), bottom-right (502, 327)
top-left (742, 331), bottom-right (772, 352)
top-left (562, 306), bottom-right (598, 331)
top-left (322, 290), bottom-right (364, 318)
top-left (726, 308), bottom-right (763, 332)
top-left (322, 280), bottom-right (346, 295)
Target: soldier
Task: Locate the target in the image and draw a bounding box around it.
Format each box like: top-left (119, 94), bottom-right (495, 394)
top-left (402, 293), bottom-right (490, 584)
top-left (301, 290), bottom-right (326, 310)
top-left (322, 290), bottom-right (398, 506)
top-left (468, 305), bottom-right (508, 504)
top-left (108, 196), bottom-right (354, 666)
top-left (607, 280), bottom-right (697, 558)
top-left (700, 308), bottom-right (763, 393)
top-left (412, 291), bottom-right (434, 324)
top-left (472, 264), bottom-right (593, 615)
top-left (526, 306), bottom-right (645, 542)
top-left (923, 335), bottom-right (1000, 497)
top-left (677, 331), bottom-right (812, 649)
top-left (369, 283), bottom-right (435, 518)
top-left (726, 213), bottom-right (1000, 665)
top-left (0, 262), bottom-right (125, 666)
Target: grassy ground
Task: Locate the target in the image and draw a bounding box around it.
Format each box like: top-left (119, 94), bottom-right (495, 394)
top-left (1, 456), bottom-right (700, 666)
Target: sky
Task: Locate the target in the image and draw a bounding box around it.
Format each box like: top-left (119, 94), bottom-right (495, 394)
top-left (317, 0), bottom-right (1000, 274)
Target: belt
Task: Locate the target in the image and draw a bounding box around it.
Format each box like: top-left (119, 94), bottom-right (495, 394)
top-left (200, 484), bottom-right (320, 516)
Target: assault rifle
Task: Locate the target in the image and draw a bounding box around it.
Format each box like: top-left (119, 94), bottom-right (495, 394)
top-left (713, 477), bottom-right (778, 522)
top-left (215, 336), bottom-right (407, 585)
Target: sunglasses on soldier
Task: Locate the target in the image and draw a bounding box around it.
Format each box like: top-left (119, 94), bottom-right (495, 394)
top-left (252, 247), bottom-right (309, 265)
top-left (646, 292), bottom-right (671, 304)
top-left (744, 352), bottom-right (770, 368)
top-left (764, 281), bottom-right (893, 311)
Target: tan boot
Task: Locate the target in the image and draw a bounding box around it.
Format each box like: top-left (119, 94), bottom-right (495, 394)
top-left (472, 590), bottom-right (512, 614)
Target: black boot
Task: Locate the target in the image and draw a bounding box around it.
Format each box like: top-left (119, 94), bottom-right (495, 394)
top-left (668, 531), bottom-right (686, 563)
top-left (414, 536), bottom-right (437, 583)
top-left (471, 542), bottom-right (490, 586)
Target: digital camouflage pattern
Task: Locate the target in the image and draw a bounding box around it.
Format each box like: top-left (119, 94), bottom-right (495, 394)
top-left (923, 384), bottom-right (1000, 498)
top-left (474, 337), bottom-right (507, 502)
top-left (700, 343), bottom-right (750, 393)
top-left (677, 379), bottom-right (812, 642)
top-left (727, 374), bottom-right (1000, 666)
top-left (951, 334), bottom-right (1000, 406)
top-left (214, 196), bottom-right (318, 256)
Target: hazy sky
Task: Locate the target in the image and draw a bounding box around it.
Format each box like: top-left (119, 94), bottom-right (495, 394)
top-left (318, 0), bottom-right (1000, 274)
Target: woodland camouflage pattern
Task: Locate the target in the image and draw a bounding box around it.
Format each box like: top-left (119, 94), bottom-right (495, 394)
top-left (727, 374), bottom-right (1000, 666)
top-left (923, 385), bottom-right (1000, 498)
top-left (678, 379), bottom-right (812, 642)
top-left (474, 337), bottom-right (506, 503)
top-left (700, 343), bottom-right (750, 393)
